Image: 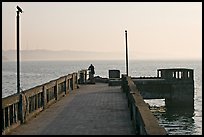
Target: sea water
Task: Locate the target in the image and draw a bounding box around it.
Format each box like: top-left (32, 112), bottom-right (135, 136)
top-left (2, 60), bottom-right (202, 135)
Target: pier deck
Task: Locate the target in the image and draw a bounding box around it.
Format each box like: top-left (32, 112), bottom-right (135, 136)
top-left (8, 83), bottom-right (135, 135)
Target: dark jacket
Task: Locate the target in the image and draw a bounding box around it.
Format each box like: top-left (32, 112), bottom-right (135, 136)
top-left (88, 64), bottom-right (95, 74)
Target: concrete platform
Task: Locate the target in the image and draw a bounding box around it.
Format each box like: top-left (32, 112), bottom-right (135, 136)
top-left (108, 78), bottom-right (121, 86)
top-left (8, 83), bottom-right (135, 135)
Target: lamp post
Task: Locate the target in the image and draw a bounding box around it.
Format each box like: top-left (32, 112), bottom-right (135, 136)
top-left (125, 30), bottom-right (129, 76)
top-left (16, 6), bottom-right (23, 94)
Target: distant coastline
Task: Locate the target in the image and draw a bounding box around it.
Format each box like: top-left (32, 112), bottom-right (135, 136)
top-left (2, 49), bottom-right (201, 62)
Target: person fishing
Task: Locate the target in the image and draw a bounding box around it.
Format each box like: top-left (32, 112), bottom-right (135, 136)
top-left (88, 64), bottom-right (95, 84)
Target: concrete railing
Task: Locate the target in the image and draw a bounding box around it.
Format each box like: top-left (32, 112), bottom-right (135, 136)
top-left (2, 70), bottom-right (87, 135)
top-left (78, 69), bottom-right (88, 84)
top-left (121, 74), bottom-right (167, 135)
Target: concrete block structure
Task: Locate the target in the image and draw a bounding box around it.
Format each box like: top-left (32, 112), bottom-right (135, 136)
top-left (108, 70), bottom-right (121, 86)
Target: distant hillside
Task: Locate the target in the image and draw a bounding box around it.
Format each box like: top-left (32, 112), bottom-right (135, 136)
top-left (2, 50), bottom-right (124, 61)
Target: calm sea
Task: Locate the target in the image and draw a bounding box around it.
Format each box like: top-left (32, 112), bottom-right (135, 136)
top-left (2, 60), bottom-right (202, 135)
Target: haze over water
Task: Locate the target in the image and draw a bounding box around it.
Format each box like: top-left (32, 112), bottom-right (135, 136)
top-left (2, 2), bottom-right (202, 61)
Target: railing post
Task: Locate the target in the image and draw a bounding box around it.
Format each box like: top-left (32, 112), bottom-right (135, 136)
top-left (42, 85), bottom-right (47, 109)
top-left (19, 93), bottom-right (26, 123)
top-left (75, 72), bottom-right (79, 88)
top-left (2, 109), bottom-right (5, 131)
top-left (7, 107), bottom-right (11, 127)
top-left (72, 73), bottom-right (78, 90)
top-left (55, 81), bottom-right (58, 100)
top-left (66, 76), bottom-right (70, 94)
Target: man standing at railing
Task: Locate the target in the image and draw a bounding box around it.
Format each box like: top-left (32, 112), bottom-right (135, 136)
top-left (88, 64), bottom-right (95, 84)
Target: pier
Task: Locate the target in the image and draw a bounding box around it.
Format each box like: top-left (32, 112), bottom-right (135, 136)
top-left (2, 68), bottom-right (194, 135)
top-left (6, 83), bottom-right (135, 135)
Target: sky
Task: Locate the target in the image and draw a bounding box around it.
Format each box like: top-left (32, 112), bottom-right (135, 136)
top-left (2, 2), bottom-right (202, 60)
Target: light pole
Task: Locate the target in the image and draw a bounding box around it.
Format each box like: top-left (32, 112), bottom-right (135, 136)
top-left (125, 30), bottom-right (129, 76)
top-left (16, 6), bottom-right (23, 94)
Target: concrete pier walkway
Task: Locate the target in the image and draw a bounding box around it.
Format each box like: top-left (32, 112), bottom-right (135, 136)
top-left (9, 83), bottom-right (135, 135)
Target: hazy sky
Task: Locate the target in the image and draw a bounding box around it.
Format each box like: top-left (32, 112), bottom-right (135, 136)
top-left (2, 2), bottom-right (202, 60)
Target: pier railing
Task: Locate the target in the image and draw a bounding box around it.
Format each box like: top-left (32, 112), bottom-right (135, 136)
top-left (2, 69), bottom-right (88, 135)
top-left (121, 74), bottom-right (167, 135)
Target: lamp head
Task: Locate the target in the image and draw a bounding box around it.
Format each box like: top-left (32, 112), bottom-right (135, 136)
top-left (17, 6), bottom-right (23, 13)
